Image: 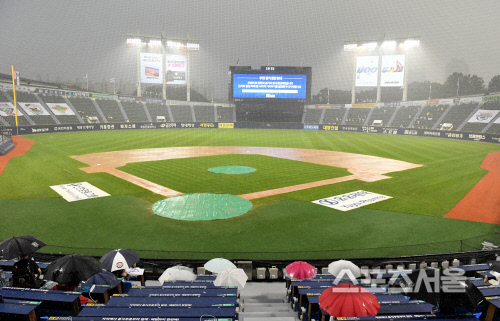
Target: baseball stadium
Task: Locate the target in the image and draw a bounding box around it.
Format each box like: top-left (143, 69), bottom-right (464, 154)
top-left (1, 1), bottom-right (500, 320)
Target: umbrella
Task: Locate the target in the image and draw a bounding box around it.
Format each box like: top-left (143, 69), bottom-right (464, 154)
top-left (319, 283), bottom-right (380, 317)
top-left (214, 268), bottom-right (248, 288)
top-left (159, 266), bottom-right (196, 283)
top-left (83, 270), bottom-right (120, 287)
top-left (204, 258), bottom-right (236, 273)
top-left (400, 268), bottom-right (484, 309)
top-left (44, 255), bottom-right (102, 286)
top-left (0, 236), bottom-right (46, 260)
top-left (328, 260), bottom-right (361, 279)
top-left (285, 261), bottom-right (316, 280)
top-left (489, 261), bottom-right (500, 274)
top-left (99, 249), bottom-right (140, 272)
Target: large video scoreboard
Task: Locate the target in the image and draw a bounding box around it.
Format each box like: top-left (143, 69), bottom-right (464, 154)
top-left (229, 66), bottom-right (312, 103)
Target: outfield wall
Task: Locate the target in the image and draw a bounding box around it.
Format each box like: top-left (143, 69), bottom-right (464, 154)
top-left (3, 122), bottom-right (500, 144)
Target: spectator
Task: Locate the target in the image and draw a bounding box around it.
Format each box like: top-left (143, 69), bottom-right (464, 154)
top-left (51, 282), bottom-right (96, 304)
top-left (12, 254), bottom-right (42, 288)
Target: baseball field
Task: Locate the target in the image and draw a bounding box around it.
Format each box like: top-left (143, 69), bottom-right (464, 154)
top-left (1, 128), bottom-right (499, 260)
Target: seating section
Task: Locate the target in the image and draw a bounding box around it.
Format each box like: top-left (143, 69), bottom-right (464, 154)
top-left (216, 106), bottom-right (235, 122)
top-left (95, 99), bottom-right (125, 122)
top-left (439, 103), bottom-right (479, 130)
top-left (145, 103), bottom-right (171, 122)
top-left (391, 106), bottom-right (421, 128)
top-left (414, 105), bottom-right (447, 129)
top-left (120, 101), bottom-right (149, 122)
top-left (193, 105), bottom-right (214, 122)
top-left (344, 107), bottom-right (371, 125)
top-left (367, 107), bottom-right (397, 126)
top-left (322, 107), bottom-right (345, 124)
top-left (68, 97), bottom-right (101, 122)
top-left (170, 105), bottom-right (193, 122)
top-left (303, 108), bottom-right (322, 124)
top-left (487, 124), bottom-right (500, 134)
top-left (482, 101), bottom-right (500, 110)
top-left (1, 90), bottom-right (500, 139)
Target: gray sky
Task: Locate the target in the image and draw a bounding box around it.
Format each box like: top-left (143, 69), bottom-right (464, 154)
top-left (1, 0), bottom-right (499, 99)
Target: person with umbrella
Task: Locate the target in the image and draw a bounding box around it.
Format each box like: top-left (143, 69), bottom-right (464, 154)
top-left (12, 254), bottom-right (42, 288)
top-left (44, 254), bottom-right (103, 305)
top-left (1, 235), bottom-right (46, 288)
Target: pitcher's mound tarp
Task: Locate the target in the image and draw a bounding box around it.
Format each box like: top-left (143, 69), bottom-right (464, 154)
top-left (208, 166), bottom-right (256, 175)
top-left (152, 193), bottom-right (253, 221)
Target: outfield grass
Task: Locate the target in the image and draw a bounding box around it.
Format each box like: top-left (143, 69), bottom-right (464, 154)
top-left (1, 129), bottom-right (499, 259)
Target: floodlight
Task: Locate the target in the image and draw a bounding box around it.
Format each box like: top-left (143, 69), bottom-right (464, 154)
top-left (167, 40), bottom-right (184, 49)
top-left (382, 40), bottom-right (397, 49)
top-left (126, 38), bottom-right (143, 47)
top-left (187, 42), bottom-right (200, 51)
top-left (344, 43), bottom-right (358, 51)
top-left (360, 42), bottom-right (377, 49)
top-left (148, 39), bottom-right (162, 48)
top-left (402, 39), bottom-right (420, 49)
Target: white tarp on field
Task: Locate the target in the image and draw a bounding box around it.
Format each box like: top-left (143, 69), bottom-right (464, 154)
top-left (50, 182), bottom-right (110, 202)
top-left (312, 190), bottom-right (392, 211)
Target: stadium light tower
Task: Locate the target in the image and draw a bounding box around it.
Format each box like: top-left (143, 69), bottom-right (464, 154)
top-left (126, 30), bottom-right (200, 101)
top-left (344, 35), bottom-right (419, 103)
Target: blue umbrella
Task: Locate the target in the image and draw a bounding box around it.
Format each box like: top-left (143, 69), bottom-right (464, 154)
top-left (84, 270), bottom-right (120, 287)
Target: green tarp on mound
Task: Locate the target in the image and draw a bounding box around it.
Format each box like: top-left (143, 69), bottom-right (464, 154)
top-left (152, 193), bottom-right (253, 221)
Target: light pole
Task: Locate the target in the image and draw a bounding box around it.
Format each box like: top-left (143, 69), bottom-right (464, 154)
top-left (127, 30), bottom-right (199, 101)
top-left (344, 36), bottom-right (419, 103)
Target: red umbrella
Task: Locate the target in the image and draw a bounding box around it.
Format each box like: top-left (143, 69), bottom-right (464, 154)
top-left (319, 283), bottom-right (380, 317)
top-left (285, 261), bottom-right (316, 279)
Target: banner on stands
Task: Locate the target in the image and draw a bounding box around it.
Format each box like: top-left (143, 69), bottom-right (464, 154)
top-left (0, 102), bottom-right (23, 116)
top-left (17, 102), bottom-right (50, 116)
top-left (467, 109), bottom-right (500, 123)
top-left (46, 103), bottom-right (75, 115)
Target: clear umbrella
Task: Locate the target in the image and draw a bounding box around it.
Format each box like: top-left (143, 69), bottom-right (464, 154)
top-left (158, 266), bottom-right (196, 283)
top-left (328, 260), bottom-right (361, 279)
top-left (204, 258), bottom-right (236, 273)
top-left (214, 268), bottom-right (248, 289)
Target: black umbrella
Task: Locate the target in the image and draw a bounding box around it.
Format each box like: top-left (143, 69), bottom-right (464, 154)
top-left (489, 261), bottom-right (500, 274)
top-left (83, 270), bottom-right (120, 287)
top-left (400, 268), bottom-right (484, 309)
top-left (99, 249), bottom-right (140, 272)
top-left (0, 236), bottom-right (46, 260)
top-left (44, 255), bottom-right (102, 286)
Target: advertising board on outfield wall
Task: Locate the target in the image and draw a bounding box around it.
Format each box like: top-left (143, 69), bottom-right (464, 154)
top-left (5, 122), bottom-right (499, 144)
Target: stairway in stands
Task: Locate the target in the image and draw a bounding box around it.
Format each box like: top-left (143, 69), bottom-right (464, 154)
top-left (238, 282), bottom-right (300, 321)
